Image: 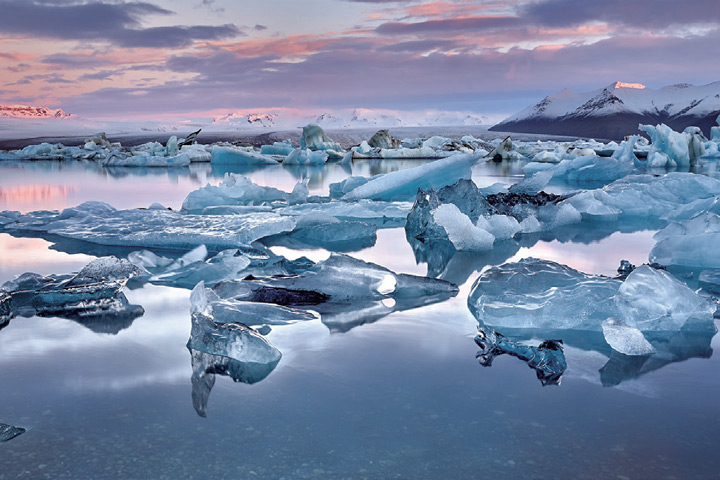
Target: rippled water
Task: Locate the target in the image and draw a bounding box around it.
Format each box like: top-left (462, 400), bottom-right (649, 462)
top-left (0, 159), bottom-right (718, 479)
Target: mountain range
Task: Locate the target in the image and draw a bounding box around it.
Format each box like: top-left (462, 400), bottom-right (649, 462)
top-left (491, 82), bottom-right (720, 140)
top-left (0, 105), bottom-right (72, 119)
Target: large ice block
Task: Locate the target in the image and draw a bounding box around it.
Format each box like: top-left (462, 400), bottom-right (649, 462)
top-left (1, 201), bottom-right (296, 251)
top-left (0, 423), bottom-right (26, 443)
top-left (340, 153), bottom-right (480, 201)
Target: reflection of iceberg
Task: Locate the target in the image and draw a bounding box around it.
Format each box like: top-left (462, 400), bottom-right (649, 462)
top-left (0, 423), bottom-right (26, 443)
top-left (187, 283), bottom-right (282, 416)
top-left (189, 348), bottom-right (279, 417)
top-left (1, 257), bottom-right (144, 334)
top-left (467, 258), bottom-right (717, 386)
top-left (475, 328), bottom-right (566, 386)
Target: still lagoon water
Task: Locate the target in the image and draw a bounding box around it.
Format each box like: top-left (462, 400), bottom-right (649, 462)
top-left (0, 158), bottom-right (718, 479)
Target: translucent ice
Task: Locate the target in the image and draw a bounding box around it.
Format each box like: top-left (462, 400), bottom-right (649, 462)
top-left (2, 201), bottom-right (296, 250)
top-left (602, 318), bottom-right (655, 356)
top-left (189, 348), bottom-right (279, 417)
top-left (211, 254), bottom-right (458, 306)
top-left (566, 172), bottom-right (720, 221)
top-left (210, 145), bottom-right (278, 165)
top-left (300, 124), bottom-right (343, 153)
top-left (265, 213), bottom-right (377, 252)
top-left (615, 265), bottom-right (716, 331)
top-left (182, 174), bottom-right (305, 213)
top-left (282, 148), bottom-right (328, 165)
top-left (468, 258), bottom-right (716, 334)
top-left (650, 212), bottom-right (720, 268)
top-left (0, 257), bottom-right (144, 327)
top-left (260, 141), bottom-right (295, 156)
top-left (639, 123), bottom-right (691, 168)
top-left (188, 282), bottom-right (282, 363)
top-left (432, 204), bottom-right (494, 251)
top-left (277, 200), bottom-right (412, 225)
top-left (340, 153), bottom-right (479, 201)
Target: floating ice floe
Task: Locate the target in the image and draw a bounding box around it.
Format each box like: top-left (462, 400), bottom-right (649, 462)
top-left (182, 173), bottom-right (308, 213)
top-left (0, 424), bottom-right (26, 443)
top-left (0, 257), bottom-right (144, 332)
top-left (260, 140), bottom-right (295, 156)
top-left (566, 172), bottom-right (720, 222)
top-left (468, 258), bottom-right (716, 355)
top-left (650, 212), bottom-right (720, 269)
top-left (405, 178), bottom-right (574, 252)
top-left (210, 145), bottom-right (279, 165)
top-left (263, 213), bottom-right (377, 252)
top-left (282, 148), bottom-right (328, 165)
top-left (211, 253), bottom-right (458, 306)
top-left (339, 153), bottom-right (480, 201)
top-left (0, 201), bottom-right (296, 250)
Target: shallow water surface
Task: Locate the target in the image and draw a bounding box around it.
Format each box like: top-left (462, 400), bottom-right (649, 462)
top-left (0, 159), bottom-right (718, 479)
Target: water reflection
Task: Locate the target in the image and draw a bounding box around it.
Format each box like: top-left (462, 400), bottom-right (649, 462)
top-left (189, 347), bottom-right (279, 417)
top-left (476, 325), bottom-right (715, 387)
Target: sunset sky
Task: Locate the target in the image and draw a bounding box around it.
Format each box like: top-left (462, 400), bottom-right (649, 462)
top-left (1, 0), bottom-right (719, 121)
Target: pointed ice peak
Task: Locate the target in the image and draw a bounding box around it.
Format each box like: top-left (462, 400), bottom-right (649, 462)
top-left (609, 81), bottom-right (646, 90)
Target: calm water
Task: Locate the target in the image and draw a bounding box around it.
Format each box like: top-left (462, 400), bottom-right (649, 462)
top-left (0, 160), bottom-right (718, 479)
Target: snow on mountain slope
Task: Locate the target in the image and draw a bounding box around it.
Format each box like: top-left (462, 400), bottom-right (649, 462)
top-left (0, 105), bottom-right (72, 119)
top-left (493, 82), bottom-right (720, 139)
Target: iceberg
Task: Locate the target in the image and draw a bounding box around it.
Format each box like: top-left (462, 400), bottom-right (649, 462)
top-left (566, 172), bottom-right (720, 222)
top-left (468, 258), bottom-right (715, 334)
top-left (277, 200), bottom-right (412, 226)
top-left (211, 254), bottom-right (458, 306)
top-left (264, 213), bottom-right (377, 252)
top-left (1, 201), bottom-right (296, 251)
top-left (0, 257), bottom-right (144, 331)
top-left (282, 148), bottom-right (328, 165)
top-left (300, 124), bottom-right (343, 154)
top-left (182, 174), bottom-right (306, 213)
top-left (639, 123), bottom-right (692, 168)
top-left (368, 129), bottom-right (400, 149)
top-left (601, 318), bottom-right (655, 356)
top-left (188, 282), bottom-right (282, 363)
top-left (101, 152), bottom-right (191, 168)
top-left (260, 141), bottom-right (295, 156)
top-left (0, 423), bottom-right (26, 443)
top-left (210, 145), bottom-right (278, 165)
top-left (650, 212), bottom-right (720, 268)
top-left (475, 328), bottom-right (566, 386)
top-left (340, 153), bottom-right (480, 201)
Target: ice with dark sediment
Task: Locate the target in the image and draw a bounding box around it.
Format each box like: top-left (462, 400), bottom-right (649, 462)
top-left (468, 258), bottom-right (716, 355)
top-left (0, 423), bottom-right (26, 443)
top-left (209, 254), bottom-right (458, 307)
top-left (475, 328), bottom-right (567, 386)
top-left (405, 178), bottom-right (576, 252)
top-left (0, 201), bottom-right (296, 251)
top-left (300, 124), bottom-right (345, 158)
top-left (0, 257), bottom-right (144, 331)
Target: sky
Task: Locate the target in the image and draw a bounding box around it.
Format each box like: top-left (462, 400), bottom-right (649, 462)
top-left (1, 0), bottom-right (719, 122)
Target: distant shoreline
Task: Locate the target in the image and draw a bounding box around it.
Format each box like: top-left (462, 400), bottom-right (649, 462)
top-left (0, 126), bottom-right (585, 150)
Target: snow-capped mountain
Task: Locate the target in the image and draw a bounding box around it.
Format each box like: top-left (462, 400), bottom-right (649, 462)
top-left (0, 105), bottom-right (72, 119)
top-left (491, 81), bottom-right (720, 139)
top-left (212, 112), bottom-right (278, 127)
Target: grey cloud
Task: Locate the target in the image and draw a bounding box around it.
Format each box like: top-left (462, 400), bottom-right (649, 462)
top-left (0, 0), bottom-right (241, 47)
